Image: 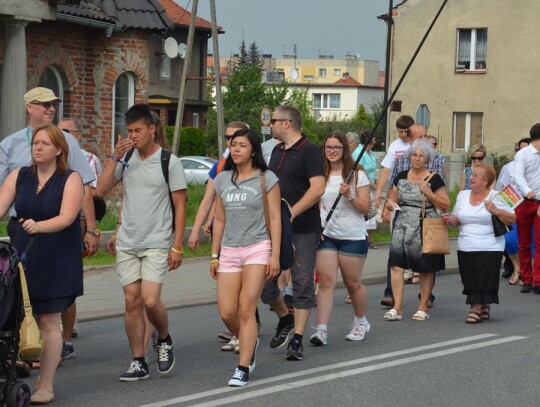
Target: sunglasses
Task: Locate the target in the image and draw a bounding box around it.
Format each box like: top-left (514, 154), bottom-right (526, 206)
top-left (61, 128), bottom-right (79, 135)
top-left (471, 156), bottom-right (484, 161)
top-left (31, 101), bottom-right (59, 109)
top-left (270, 118), bottom-right (290, 125)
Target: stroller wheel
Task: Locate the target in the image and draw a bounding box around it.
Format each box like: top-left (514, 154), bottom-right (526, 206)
top-left (9, 381), bottom-right (31, 407)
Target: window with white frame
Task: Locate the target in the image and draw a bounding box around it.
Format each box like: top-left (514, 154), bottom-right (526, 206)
top-left (333, 68), bottom-right (341, 76)
top-left (303, 75), bottom-right (314, 81)
top-left (113, 72), bottom-right (135, 146)
top-left (453, 112), bottom-right (483, 151)
top-left (456, 28), bottom-right (487, 71)
top-left (313, 93), bottom-right (341, 109)
top-left (160, 40), bottom-right (171, 79)
top-left (318, 68), bottom-right (326, 78)
top-left (39, 66), bottom-right (64, 122)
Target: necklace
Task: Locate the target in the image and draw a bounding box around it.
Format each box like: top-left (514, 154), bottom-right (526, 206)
top-left (36, 184), bottom-right (44, 193)
top-left (470, 190), bottom-right (488, 205)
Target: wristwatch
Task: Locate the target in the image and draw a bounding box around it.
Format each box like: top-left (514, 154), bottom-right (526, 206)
top-left (85, 229), bottom-right (101, 237)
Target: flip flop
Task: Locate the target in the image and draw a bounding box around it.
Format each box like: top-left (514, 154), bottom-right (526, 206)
top-left (465, 311), bottom-right (482, 324)
top-left (31, 389), bottom-right (55, 405)
top-left (509, 272), bottom-right (520, 285)
top-left (384, 308), bottom-right (402, 321)
top-left (412, 310), bottom-right (429, 321)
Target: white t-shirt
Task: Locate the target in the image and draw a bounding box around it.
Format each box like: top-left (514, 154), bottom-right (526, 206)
top-left (380, 138), bottom-right (410, 169)
top-left (320, 171), bottom-right (370, 240)
top-left (496, 161), bottom-right (514, 191)
top-left (454, 190), bottom-right (513, 252)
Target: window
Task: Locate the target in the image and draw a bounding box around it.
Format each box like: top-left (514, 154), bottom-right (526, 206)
top-left (39, 66), bottom-right (64, 122)
top-left (456, 28), bottom-right (487, 71)
top-left (192, 112), bottom-right (199, 128)
top-left (453, 112), bottom-right (483, 151)
top-left (160, 40), bottom-right (171, 79)
top-left (313, 93), bottom-right (341, 109)
top-left (318, 68), bottom-right (326, 77)
top-left (333, 68), bottom-right (341, 76)
top-left (303, 75), bottom-right (314, 81)
top-left (112, 73), bottom-right (135, 145)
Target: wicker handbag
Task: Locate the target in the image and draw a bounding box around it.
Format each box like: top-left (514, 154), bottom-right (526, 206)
top-left (421, 173), bottom-right (450, 255)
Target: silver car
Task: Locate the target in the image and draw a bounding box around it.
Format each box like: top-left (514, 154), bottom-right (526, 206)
top-left (179, 156), bottom-right (218, 184)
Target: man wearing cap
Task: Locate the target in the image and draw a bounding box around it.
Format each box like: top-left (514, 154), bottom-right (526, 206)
top-left (0, 87), bottom-right (98, 255)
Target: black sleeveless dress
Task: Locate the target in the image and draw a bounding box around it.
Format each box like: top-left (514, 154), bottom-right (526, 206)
top-left (13, 167), bottom-right (83, 314)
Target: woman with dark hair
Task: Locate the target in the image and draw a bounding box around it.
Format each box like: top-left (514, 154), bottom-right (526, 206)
top-left (310, 131), bottom-right (371, 346)
top-left (0, 123), bottom-right (84, 404)
top-left (211, 129), bottom-right (282, 387)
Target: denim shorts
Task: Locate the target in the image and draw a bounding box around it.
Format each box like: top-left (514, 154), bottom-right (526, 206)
top-left (317, 235), bottom-right (368, 257)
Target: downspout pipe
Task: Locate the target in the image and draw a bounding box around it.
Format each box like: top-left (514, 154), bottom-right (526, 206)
top-left (56, 13), bottom-right (123, 37)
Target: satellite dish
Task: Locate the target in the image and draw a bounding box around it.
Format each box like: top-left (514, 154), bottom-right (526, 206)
top-left (178, 43), bottom-right (187, 59)
top-left (164, 37), bottom-right (179, 59)
top-left (290, 68), bottom-right (298, 81)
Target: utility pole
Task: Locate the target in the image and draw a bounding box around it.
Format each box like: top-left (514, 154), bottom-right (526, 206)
top-left (172, 0), bottom-right (199, 154)
top-left (210, 0), bottom-right (225, 157)
top-left (382, 0), bottom-right (394, 148)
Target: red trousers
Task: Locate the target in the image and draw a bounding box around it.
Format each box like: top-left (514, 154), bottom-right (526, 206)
top-left (515, 199), bottom-right (540, 286)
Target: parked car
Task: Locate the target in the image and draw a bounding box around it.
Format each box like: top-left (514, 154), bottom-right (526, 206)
top-left (179, 156), bottom-right (218, 184)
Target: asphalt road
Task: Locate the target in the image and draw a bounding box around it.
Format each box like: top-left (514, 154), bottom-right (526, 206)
top-left (21, 273), bottom-right (540, 407)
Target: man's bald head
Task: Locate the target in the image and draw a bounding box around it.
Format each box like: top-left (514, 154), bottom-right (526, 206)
top-left (408, 124), bottom-right (427, 141)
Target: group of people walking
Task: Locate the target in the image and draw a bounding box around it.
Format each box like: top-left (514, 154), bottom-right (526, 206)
top-left (1, 86), bottom-right (539, 401)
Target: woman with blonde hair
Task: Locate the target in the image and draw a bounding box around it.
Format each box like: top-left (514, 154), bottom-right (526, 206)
top-left (460, 144), bottom-right (488, 191)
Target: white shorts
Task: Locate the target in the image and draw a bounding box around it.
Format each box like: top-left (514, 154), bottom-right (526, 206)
top-left (116, 245), bottom-right (169, 287)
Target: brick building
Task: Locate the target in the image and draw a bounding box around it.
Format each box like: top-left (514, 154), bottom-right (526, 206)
top-left (0, 0), bottom-right (214, 160)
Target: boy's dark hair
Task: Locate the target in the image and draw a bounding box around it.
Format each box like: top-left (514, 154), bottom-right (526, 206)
top-left (125, 104), bottom-right (154, 126)
top-left (529, 123), bottom-right (540, 141)
top-left (518, 137), bottom-right (531, 146)
top-left (396, 115), bottom-right (414, 130)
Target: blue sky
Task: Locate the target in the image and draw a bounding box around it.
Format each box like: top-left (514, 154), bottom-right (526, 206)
top-left (175, 0), bottom-right (389, 67)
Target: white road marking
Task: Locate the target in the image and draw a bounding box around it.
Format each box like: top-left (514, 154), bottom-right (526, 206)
top-left (139, 334), bottom-right (518, 407)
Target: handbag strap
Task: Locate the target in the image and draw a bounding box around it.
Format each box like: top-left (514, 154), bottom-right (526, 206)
top-left (421, 172), bottom-right (437, 219)
top-left (260, 171), bottom-right (271, 236)
top-left (18, 263), bottom-right (33, 318)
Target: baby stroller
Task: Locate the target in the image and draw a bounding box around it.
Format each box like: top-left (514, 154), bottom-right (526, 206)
top-left (0, 242), bottom-right (31, 407)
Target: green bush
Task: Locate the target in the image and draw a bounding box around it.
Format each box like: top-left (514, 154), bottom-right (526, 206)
top-left (165, 126), bottom-right (207, 156)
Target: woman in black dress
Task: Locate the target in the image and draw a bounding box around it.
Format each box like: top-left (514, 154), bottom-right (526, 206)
top-left (0, 123), bottom-right (84, 404)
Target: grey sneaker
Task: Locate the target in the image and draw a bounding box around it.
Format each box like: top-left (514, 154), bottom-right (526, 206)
top-left (119, 360), bottom-right (149, 382)
top-left (218, 329), bottom-right (234, 341)
top-left (269, 321), bottom-right (294, 349)
top-left (157, 338), bottom-right (175, 375)
top-left (61, 341), bottom-right (75, 359)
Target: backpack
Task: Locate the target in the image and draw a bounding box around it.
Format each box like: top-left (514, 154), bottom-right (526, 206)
top-left (260, 172), bottom-right (295, 271)
top-left (122, 148), bottom-right (175, 229)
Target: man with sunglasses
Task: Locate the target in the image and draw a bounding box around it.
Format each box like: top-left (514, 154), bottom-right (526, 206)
top-left (0, 87), bottom-right (98, 256)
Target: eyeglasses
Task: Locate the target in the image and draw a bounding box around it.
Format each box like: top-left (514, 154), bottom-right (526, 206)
top-left (62, 128), bottom-right (79, 135)
top-left (270, 118), bottom-right (290, 125)
top-left (31, 102), bottom-right (59, 109)
top-left (471, 156), bottom-right (484, 161)
top-left (324, 145), bottom-right (344, 152)
top-left (224, 135), bottom-right (233, 141)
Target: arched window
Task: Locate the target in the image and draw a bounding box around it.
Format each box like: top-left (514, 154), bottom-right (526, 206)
top-left (39, 66), bottom-right (64, 122)
top-left (112, 72), bottom-right (135, 147)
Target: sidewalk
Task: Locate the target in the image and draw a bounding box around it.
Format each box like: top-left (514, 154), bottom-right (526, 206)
top-left (77, 240), bottom-right (460, 321)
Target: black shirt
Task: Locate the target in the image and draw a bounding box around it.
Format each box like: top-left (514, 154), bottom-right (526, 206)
top-left (269, 135), bottom-right (325, 234)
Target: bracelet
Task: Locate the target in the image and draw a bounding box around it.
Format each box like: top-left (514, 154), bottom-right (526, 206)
top-left (111, 235), bottom-right (117, 240)
top-left (170, 246), bottom-right (184, 255)
top-left (210, 258), bottom-right (219, 264)
top-left (211, 253), bottom-right (219, 259)
top-left (111, 154), bottom-right (129, 168)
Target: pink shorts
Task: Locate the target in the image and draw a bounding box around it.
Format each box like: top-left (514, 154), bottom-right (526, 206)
top-left (218, 239), bottom-right (272, 273)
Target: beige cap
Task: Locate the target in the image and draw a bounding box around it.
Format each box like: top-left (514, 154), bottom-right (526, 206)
top-left (24, 87), bottom-right (62, 104)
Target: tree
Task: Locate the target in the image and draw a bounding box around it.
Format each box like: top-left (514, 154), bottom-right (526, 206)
top-left (248, 41), bottom-right (264, 69)
top-left (237, 40), bottom-right (249, 69)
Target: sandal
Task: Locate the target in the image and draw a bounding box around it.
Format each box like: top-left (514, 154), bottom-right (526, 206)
top-left (221, 337), bottom-right (238, 351)
top-left (412, 310), bottom-right (429, 321)
top-left (509, 271), bottom-right (520, 285)
top-left (481, 305), bottom-right (490, 321)
top-left (344, 294), bottom-right (352, 304)
top-left (369, 242), bottom-right (378, 249)
top-left (412, 274), bottom-right (420, 284)
top-left (465, 311), bottom-right (482, 324)
top-left (384, 308), bottom-right (402, 321)
top-left (31, 389), bottom-right (55, 405)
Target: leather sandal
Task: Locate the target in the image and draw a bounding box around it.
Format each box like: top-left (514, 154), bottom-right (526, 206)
top-left (481, 305), bottom-right (490, 321)
top-left (465, 311), bottom-right (482, 324)
top-left (509, 271), bottom-right (520, 285)
top-left (31, 388), bottom-right (55, 405)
